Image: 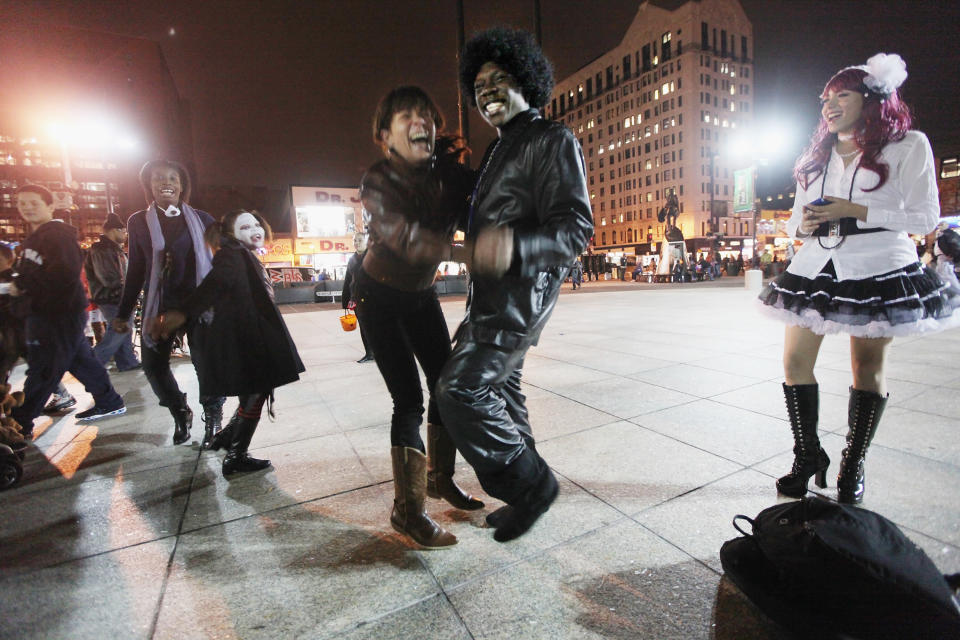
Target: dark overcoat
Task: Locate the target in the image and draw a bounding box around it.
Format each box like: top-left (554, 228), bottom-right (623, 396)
top-left (182, 236), bottom-right (304, 397)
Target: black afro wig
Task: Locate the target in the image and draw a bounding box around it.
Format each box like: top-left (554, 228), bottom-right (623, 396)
top-left (459, 26), bottom-right (554, 109)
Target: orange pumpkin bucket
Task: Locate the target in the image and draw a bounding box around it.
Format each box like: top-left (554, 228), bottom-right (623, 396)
top-left (339, 309), bottom-right (357, 332)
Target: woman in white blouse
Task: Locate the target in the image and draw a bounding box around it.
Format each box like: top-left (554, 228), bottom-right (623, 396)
top-left (759, 53), bottom-right (960, 504)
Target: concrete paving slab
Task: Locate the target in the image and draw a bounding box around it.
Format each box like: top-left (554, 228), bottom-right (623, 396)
top-left (626, 363), bottom-right (763, 398)
top-left (0, 537), bottom-right (175, 640)
top-left (550, 378), bottom-right (697, 420)
top-left (329, 594), bottom-right (472, 640)
top-left (155, 485), bottom-right (439, 640)
top-left (634, 469), bottom-right (790, 572)
top-left (631, 399), bottom-right (791, 466)
top-left (180, 432), bottom-right (375, 531)
top-left (538, 421), bottom-right (742, 516)
top-left (447, 519), bottom-right (768, 640)
top-left (418, 476), bottom-right (625, 590)
top-left (0, 460), bottom-right (193, 572)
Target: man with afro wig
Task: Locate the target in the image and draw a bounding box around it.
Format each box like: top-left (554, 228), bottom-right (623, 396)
top-left (436, 27), bottom-right (593, 542)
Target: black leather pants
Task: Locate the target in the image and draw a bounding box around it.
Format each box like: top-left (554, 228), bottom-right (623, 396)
top-left (435, 338), bottom-right (541, 504)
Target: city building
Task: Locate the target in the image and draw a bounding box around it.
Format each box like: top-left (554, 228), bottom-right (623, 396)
top-left (0, 19), bottom-right (194, 243)
top-left (545, 0), bottom-right (754, 265)
top-left (938, 152), bottom-right (959, 219)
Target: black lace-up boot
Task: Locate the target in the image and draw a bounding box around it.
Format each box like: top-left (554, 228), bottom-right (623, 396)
top-left (776, 383), bottom-right (829, 498)
top-left (837, 387), bottom-right (888, 504)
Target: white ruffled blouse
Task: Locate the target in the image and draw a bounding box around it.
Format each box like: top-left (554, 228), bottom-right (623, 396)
top-left (786, 130), bottom-right (940, 280)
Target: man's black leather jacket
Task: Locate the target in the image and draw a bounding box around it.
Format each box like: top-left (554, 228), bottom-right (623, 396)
top-left (86, 235), bottom-right (127, 305)
top-left (462, 109), bottom-right (593, 348)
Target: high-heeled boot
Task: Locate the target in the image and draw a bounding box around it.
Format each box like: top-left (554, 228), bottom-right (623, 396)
top-left (776, 383), bottom-right (829, 498)
top-left (426, 423), bottom-right (484, 511)
top-left (170, 393), bottom-right (193, 445)
top-left (837, 387), bottom-right (888, 504)
top-left (390, 447), bottom-right (457, 548)
top-left (222, 415), bottom-right (271, 477)
top-left (209, 409), bottom-right (239, 452)
top-left (200, 402), bottom-right (224, 450)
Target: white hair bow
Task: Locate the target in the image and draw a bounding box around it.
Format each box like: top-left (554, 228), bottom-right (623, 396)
top-left (857, 53), bottom-right (907, 97)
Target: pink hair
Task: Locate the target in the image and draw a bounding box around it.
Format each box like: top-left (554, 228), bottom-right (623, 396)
top-left (794, 67), bottom-right (912, 191)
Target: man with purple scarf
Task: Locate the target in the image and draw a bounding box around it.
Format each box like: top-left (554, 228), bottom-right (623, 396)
top-left (114, 160), bottom-right (224, 446)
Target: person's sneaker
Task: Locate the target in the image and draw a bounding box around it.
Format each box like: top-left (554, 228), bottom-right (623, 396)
top-left (43, 394), bottom-right (77, 414)
top-left (75, 403), bottom-right (127, 421)
top-left (356, 354), bottom-right (375, 363)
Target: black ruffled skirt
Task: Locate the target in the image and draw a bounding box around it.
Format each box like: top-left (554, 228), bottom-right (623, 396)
top-left (758, 260), bottom-right (960, 337)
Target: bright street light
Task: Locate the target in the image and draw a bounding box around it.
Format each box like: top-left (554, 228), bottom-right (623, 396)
top-left (44, 111), bottom-right (143, 217)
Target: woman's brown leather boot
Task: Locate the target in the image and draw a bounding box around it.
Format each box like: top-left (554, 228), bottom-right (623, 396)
top-left (391, 447), bottom-right (457, 548)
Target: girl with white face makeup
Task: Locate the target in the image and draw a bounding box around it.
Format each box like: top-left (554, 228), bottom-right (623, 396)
top-left (232, 212), bottom-right (266, 250)
top-left (758, 54), bottom-right (960, 504)
top-left (155, 209), bottom-right (304, 478)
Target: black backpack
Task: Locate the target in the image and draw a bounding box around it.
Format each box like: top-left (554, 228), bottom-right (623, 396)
top-left (720, 497), bottom-right (960, 639)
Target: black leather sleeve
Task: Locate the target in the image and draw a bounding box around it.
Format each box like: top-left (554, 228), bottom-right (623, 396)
top-left (512, 126), bottom-right (593, 277)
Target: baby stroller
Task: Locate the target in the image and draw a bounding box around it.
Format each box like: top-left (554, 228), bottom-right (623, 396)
top-left (0, 325), bottom-right (25, 490)
top-left (0, 271), bottom-right (27, 489)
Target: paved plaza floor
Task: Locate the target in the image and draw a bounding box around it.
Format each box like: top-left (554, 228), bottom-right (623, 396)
top-left (3, 279), bottom-right (959, 639)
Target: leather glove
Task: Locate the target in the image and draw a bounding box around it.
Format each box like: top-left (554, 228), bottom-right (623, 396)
top-left (471, 226), bottom-right (514, 279)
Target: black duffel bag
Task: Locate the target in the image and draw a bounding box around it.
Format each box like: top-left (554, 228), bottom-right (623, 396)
top-left (720, 496), bottom-right (960, 639)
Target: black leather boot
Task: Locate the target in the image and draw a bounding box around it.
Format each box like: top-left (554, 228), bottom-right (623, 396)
top-left (837, 387), bottom-right (888, 504)
top-left (209, 409), bottom-right (239, 452)
top-left (222, 416), bottom-right (271, 477)
top-left (426, 423), bottom-right (484, 511)
top-left (170, 393), bottom-right (193, 445)
top-left (200, 402), bottom-right (224, 450)
top-left (776, 383), bottom-right (830, 498)
top-left (492, 450), bottom-right (559, 543)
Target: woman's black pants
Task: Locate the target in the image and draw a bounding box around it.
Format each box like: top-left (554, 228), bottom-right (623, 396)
top-left (142, 324), bottom-right (223, 412)
top-left (354, 269), bottom-right (451, 451)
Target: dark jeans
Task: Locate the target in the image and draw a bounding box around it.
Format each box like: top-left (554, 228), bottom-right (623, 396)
top-left (435, 337), bottom-right (538, 503)
top-left (354, 269), bottom-right (451, 450)
top-left (12, 311), bottom-right (123, 432)
top-left (92, 303), bottom-right (139, 370)
top-left (141, 324), bottom-right (222, 411)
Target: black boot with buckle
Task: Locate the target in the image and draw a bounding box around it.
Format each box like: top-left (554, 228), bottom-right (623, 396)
top-left (776, 383), bottom-right (830, 498)
top-left (170, 393), bottom-right (193, 445)
top-left (201, 402), bottom-right (224, 450)
top-left (837, 387), bottom-right (888, 504)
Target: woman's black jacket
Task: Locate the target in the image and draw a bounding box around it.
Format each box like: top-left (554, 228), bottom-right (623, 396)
top-left (182, 236), bottom-right (304, 397)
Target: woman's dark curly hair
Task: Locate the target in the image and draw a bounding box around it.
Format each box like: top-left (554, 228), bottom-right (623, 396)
top-left (459, 26), bottom-right (553, 109)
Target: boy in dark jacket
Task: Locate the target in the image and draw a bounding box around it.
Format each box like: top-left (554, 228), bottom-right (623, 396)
top-left (87, 213), bottom-right (140, 371)
top-left (8, 185), bottom-right (125, 437)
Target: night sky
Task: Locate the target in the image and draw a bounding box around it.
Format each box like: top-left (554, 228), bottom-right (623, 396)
top-left (5, 0), bottom-right (959, 194)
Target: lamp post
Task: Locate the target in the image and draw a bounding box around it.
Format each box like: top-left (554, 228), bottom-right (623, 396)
top-left (709, 152), bottom-right (720, 234)
top-left (752, 164), bottom-right (760, 266)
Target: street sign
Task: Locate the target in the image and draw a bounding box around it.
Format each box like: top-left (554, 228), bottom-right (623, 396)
top-left (733, 168), bottom-right (755, 214)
